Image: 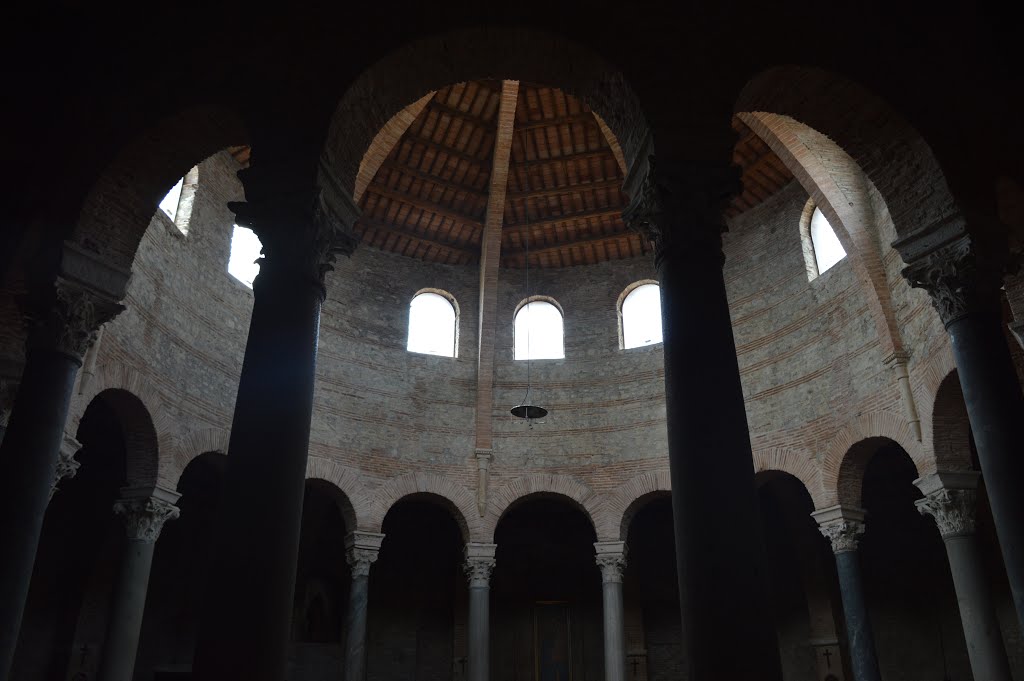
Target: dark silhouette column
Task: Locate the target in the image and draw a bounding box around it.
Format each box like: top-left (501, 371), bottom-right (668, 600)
top-left (343, 531), bottom-right (383, 681)
top-left (915, 472), bottom-right (1013, 681)
top-left (464, 543), bottom-right (496, 681)
top-left (191, 159), bottom-right (358, 681)
top-left (623, 154), bottom-right (782, 680)
top-left (595, 541), bottom-right (627, 681)
top-left (0, 243), bottom-right (126, 678)
top-left (97, 486), bottom-right (180, 681)
top-left (900, 229), bottom-right (1024, 629)
top-left (812, 506), bottom-right (882, 681)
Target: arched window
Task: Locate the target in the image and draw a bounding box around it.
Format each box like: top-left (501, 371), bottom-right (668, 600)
top-left (407, 291), bottom-right (458, 357)
top-left (620, 282), bottom-right (663, 349)
top-left (157, 166), bottom-right (199, 235)
top-left (806, 205), bottom-right (847, 277)
top-left (227, 224), bottom-right (263, 289)
top-left (514, 298), bottom-right (564, 360)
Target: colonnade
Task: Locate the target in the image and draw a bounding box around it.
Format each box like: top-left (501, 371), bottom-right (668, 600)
top-left (0, 149), bottom-right (1022, 681)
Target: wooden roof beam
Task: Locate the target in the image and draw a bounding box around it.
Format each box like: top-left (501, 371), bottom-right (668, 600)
top-left (379, 160), bottom-right (489, 202)
top-left (511, 149), bottom-right (618, 170)
top-left (401, 133), bottom-right (493, 169)
top-left (364, 184), bottom-right (484, 228)
top-left (503, 206), bottom-right (623, 232)
top-left (513, 111), bottom-right (598, 133)
top-left (506, 177), bottom-right (624, 200)
top-left (503, 229), bottom-right (636, 258)
top-left (358, 219), bottom-right (478, 256)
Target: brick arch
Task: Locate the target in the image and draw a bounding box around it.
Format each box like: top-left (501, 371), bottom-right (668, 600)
top-left (737, 111), bottom-right (902, 359)
top-left (485, 474), bottom-right (602, 542)
top-left (70, 363), bottom-right (177, 489)
top-left (165, 426), bottom-right (230, 490)
top-left (821, 411), bottom-right (928, 508)
top-left (927, 371), bottom-right (975, 473)
top-left (367, 472), bottom-right (481, 542)
top-left (735, 65), bottom-right (960, 243)
top-left (321, 26), bottom-right (648, 212)
top-left (72, 104), bottom-right (249, 272)
top-left (305, 457), bottom-right (372, 533)
top-left (602, 469), bottom-right (672, 541)
top-left (751, 447), bottom-right (823, 507)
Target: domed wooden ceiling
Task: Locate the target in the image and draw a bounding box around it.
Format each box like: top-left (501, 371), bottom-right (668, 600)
top-left (229, 83), bottom-right (793, 267)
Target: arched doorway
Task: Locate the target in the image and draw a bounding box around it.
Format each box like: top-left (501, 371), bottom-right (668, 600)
top-left (492, 494), bottom-right (602, 680)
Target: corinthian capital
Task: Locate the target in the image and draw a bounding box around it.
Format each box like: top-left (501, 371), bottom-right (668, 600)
top-left (899, 230), bottom-right (1009, 328)
top-left (594, 541), bottom-right (628, 583)
top-left (113, 486), bottom-right (181, 543)
top-left (913, 471), bottom-right (980, 539)
top-left (49, 434), bottom-right (82, 501)
top-left (811, 506), bottom-right (867, 554)
top-left (229, 162), bottom-right (359, 298)
top-left (464, 543), bottom-right (497, 588)
top-left (622, 155), bottom-right (740, 268)
top-left (345, 531), bottom-right (385, 578)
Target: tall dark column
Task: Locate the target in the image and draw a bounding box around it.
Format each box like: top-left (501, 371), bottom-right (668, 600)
top-left (900, 230), bottom-right (1024, 629)
top-left (915, 472), bottom-right (1013, 681)
top-left (623, 155), bottom-right (782, 680)
top-left (343, 532), bottom-right (383, 681)
top-left (595, 541), bottom-right (627, 681)
top-left (0, 244), bottom-right (126, 679)
top-left (464, 543), bottom-right (496, 681)
top-left (812, 506), bottom-right (882, 681)
top-left (97, 486), bottom-right (180, 681)
top-left (191, 160), bottom-right (358, 681)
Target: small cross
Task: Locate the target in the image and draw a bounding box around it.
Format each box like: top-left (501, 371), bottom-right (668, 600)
top-left (822, 648), bottom-right (833, 669)
top-left (631, 656), bottom-right (641, 675)
top-left (79, 645), bottom-right (90, 666)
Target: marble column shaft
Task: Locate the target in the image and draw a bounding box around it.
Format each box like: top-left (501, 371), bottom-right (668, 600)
top-left (915, 473), bottom-right (1012, 681)
top-left (465, 544), bottom-right (496, 681)
top-left (344, 532), bottom-right (383, 681)
top-left (0, 255), bottom-right (125, 678)
top-left (901, 233), bottom-right (1024, 629)
top-left (595, 542), bottom-right (627, 681)
top-left (813, 507), bottom-right (881, 681)
top-left (97, 487), bottom-right (180, 681)
top-left (191, 166), bottom-right (358, 681)
top-left (624, 155), bottom-right (782, 680)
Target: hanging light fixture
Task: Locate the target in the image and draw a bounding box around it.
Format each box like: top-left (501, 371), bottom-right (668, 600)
top-left (511, 178), bottom-right (547, 423)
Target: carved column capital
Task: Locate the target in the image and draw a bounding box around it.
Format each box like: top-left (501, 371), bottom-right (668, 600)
top-left (900, 232), bottom-right (1008, 328)
top-left (229, 162), bottom-right (359, 299)
top-left (345, 531), bottom-right (385, 578)
top-left (811, 506), bottom-right (867, 554)
top-left (914, 471), bottom-right (980, 539)
top-left (112, 486), bottom-right (181, 543)
top-left (622, 155), bottom-right (740, 269)
top-left (464, 543), bottom-right (497, 588)
top-left (49, 434), bottom-right (82, 500)
top-left (594, 541), bottom-right (628, 583)
top-left (23, 242), bottom-right (129, 361)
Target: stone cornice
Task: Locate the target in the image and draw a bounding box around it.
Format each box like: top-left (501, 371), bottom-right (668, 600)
top-left (811, 506), bottom-right (867, 554)
top-left (112, 486), bottom-right (181, 543)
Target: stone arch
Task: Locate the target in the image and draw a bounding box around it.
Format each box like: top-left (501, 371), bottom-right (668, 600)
top-left (752, 447), bottom-right (823, 507)
top-left (305, 456), bottom-right (372, 533)
top-left (736, 111), bottom-right (902, 359)
top-left (821, 410), bottom-right (928, 507)
top-left (601, 469), bottom-right (671, 541)
top-left (367, 472), bottom-right (481, 542)
top-left (70, 362), bottom-right (177, 488)
top-left (927, 371), bottom-right (975, 473)
top-left (735, 65), bottom-right (960, 244)
top-left (320, 26), bottom-right (649, 213)
top-left (71, 104), bottom-right (249, 271)
top-left (486, 474), bottom-right (601, 542)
